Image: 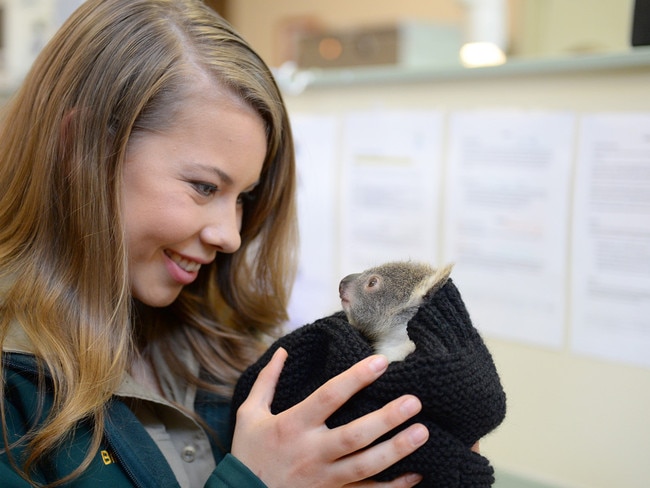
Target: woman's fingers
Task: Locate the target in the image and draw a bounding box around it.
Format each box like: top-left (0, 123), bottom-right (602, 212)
top-left (290, 354), bottom-right (389, 426)
top-left (323, 394), bottom-right (424, 460)
top-left (336, 422), bottom-right (429, 485)
top-left (239, 347), bottom-right (288, 411)
top-left (233, 352), bottom-right (429, 487)
top-left (349, 472), bottom-right (424, 488)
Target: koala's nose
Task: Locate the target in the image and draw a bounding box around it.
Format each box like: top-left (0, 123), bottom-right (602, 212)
top-left (339, 273), bottom-right (360, 298)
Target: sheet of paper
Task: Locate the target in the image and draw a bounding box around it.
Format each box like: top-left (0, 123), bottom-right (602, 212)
top-left (286, 114), bottom-right (341, 329)
top-left (339, 110), bottom-right (444, 274)
top-left (570, 113), bottom-right (650, 368)
top-left (443, 110), bottom-right (575, 348)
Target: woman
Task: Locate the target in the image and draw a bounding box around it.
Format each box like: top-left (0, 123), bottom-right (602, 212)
top-left (0, 0), bottom-right (428, 486)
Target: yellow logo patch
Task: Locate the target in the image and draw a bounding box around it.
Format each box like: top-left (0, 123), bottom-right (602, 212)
top-left (101, 450), bottom-right (115, 465)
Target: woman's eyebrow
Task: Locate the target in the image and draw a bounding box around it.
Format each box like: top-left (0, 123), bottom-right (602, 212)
top-left (191, 162), bottom-right (260, 191)
top-left (191, 162), bottom-right (234, 186)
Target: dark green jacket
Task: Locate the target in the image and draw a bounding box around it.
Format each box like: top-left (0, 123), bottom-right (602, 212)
top-left (1, 352), bottom-right (267, 487)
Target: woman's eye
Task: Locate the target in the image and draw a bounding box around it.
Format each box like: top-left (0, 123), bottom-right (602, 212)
top-left (192, 182), bottom-right (218, 197)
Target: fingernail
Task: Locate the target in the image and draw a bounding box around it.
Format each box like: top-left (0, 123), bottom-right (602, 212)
top-left (405, 473), bottom-right (423, 484)
top-left (369, 355), bottom-right (388, 373)
top-left (400, 397), bottom-right (421, 416)
top-left (409, 425), bottom-right (428, 446)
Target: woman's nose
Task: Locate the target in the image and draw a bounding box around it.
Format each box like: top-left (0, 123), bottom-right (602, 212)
top-left (199, 205), bottom-right (242, 254)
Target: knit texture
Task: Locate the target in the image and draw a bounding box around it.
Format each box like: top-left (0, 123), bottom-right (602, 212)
top-left (231, 279), bottom-right (507, 487)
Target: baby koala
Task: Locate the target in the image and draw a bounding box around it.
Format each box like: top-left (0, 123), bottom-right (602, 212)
top-left (339, 261), bottom-right (453, 362)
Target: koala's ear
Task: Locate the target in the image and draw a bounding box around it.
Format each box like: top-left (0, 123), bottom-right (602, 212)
top-left (418, 263), bottom-right (453, 301)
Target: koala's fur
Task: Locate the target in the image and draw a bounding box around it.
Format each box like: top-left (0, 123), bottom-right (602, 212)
top-left (339, 261), bottom-right (453, 362)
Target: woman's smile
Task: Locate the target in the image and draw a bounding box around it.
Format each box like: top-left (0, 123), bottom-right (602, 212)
top-left (164, 249), bottom-right (203, 284)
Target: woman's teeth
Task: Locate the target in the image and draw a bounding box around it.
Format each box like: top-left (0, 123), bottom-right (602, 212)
top-left (166, 251), bottom-right (201, 272)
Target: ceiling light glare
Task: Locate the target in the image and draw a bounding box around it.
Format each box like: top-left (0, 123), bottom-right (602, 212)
top-left (460, 42), bottom-right (506, 67)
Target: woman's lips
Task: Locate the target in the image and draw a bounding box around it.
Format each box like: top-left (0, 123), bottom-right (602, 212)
top-left (165, 249), bottom-right (201, 272)
top-left (164, 249), bottom-right (201, 285)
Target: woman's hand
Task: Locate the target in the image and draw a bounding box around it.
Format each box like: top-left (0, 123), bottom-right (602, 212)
top-left (231, 347), bottom-right (429, 488)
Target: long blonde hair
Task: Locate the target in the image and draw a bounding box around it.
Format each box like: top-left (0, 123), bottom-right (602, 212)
top-left (0, 0), bottom-right (297, 484)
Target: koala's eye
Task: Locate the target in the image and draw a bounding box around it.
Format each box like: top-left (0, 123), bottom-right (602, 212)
top-left (367, 277), bottom-right (379, 288)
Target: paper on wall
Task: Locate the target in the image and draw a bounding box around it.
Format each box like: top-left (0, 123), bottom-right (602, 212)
top-left (339, 110), bottom-right (444, 274)
top-left (443, 110), bottom-right (575, 348)
top-left (570, 113), bottom-right (650, 368)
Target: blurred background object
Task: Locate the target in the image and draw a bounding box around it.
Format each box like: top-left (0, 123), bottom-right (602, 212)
top-left (220, 0), bottom-right (635, 69)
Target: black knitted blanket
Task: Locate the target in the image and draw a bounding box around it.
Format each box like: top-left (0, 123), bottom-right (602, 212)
top-left (230, 279), bottom-right (507, 487)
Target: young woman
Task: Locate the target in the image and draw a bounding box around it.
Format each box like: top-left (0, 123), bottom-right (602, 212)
top-left (0, 1), bottom-right (429, 486)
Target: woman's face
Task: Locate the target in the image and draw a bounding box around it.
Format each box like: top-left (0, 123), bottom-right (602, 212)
top-left (121, 88), bottom-right (267, 307)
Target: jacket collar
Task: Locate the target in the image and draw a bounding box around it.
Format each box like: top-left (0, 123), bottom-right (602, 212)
top-left (2, 319), bottom-right (198, 412)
